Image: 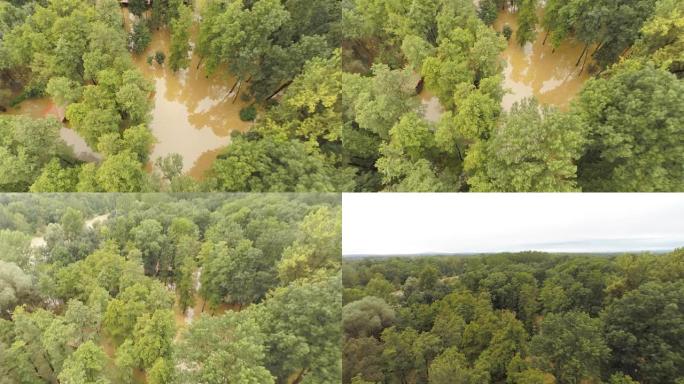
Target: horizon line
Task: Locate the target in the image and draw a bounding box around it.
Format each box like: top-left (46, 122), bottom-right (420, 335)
top-left (343, 247), bottom-right (681, 257)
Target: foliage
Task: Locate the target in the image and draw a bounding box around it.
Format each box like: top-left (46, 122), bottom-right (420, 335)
top-left (574, 63), bottom-right (684, 191)
top-left (0, 194), bottom-right (341, 383)
top-left (465, 98), bottom-right (585, 191)
top-left (343, 250), bottom-right (684, 384)
top-left (239, 105), bottom-right (257, 122)
top-left (168, 4), bottom-right (192, 71)
top-left (129, 20), bottom-right (152, 55)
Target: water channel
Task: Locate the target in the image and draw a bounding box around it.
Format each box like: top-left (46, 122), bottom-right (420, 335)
top-left (419, 6), bottom-right (591, 121)
top-left (1, 6), bottom-right (252, 180)
top-left (129, 13), bottom-right (253, 178)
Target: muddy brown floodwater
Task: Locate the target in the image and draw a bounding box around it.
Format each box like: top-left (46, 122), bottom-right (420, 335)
top-left (418, 6), bottom-right (591, 120)
top-left (2, 98), bottom-right (101, 162)
top-left (129, 10), bottom-right (252, 179)
top-left (419, 88), bottom-right (444, 123)
top-left (493, 8), bottom-right (591, 111)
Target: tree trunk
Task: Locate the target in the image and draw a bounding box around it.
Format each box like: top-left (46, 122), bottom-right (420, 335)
top-left (265, 80), bottom-right (293, 101)
top-left (233, 81), bottom-right (242, 104)
top-left (229, 78), bottom-right (239, 94)
top-left (201, 300), bottom-right (206, 313)
top-left (542, 30), bottom-right (549, 45)
top-left (592, 41), bottom-right (604, 55)
top-left (580, 48), bottom-right (590, 73)
top-left (195, 56), bottom-right (203, 70)
top-left (576, 43), bottom-right (588, 67)
top-left (455, 143), bottom-right (463, 162)
top-left (292, 369), bottom-right (308, 384)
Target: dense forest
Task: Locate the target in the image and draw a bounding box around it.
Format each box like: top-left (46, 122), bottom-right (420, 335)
top-left (343, 251), bottom-right (684, 384)
top-left (0, 193), bottom-right (342, 383)
top-left (1, 0), bottom-right (681, 192)
top-left (0, 0), bottom-right (347, 192)
top-left (341, 0), bottom-right (683, 192)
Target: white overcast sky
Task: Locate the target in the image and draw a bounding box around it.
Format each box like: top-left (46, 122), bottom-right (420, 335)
top-left (342, 194), bottom-right (684, 255)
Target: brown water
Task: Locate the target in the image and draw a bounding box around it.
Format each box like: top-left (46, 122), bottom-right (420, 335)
top-left (493, 8), bottom-right (591, 111)
top-left (128, 11), bottom-right (252, 179)
top-left (419, 88), bottom-right (444, 123)
top-left (2, 98), bottom-right (101, 162)
top-left (416, 7), bottom-right (589, 121)
top-left (3, 8), bottom-right (252, 179)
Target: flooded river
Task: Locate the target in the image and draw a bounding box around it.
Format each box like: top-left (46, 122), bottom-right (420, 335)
top-left (493, 8), bottom-right (590, 111)
top-left (2, 8), bottom-right (253, 180)
top-left (2, 98), bottom-right (101, 162)
top-left (419, 88), bottom-right (444, 123)
top-left (418, 6), bottom-right (591, 120)
top-left (131, 25), bottom-right (252, 179)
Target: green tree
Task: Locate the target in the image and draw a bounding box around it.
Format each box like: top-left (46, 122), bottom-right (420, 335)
top-left (278, 206), bottom-right (342, 283)
top-left (602, 281), bottom-right (684, 384)
top-left (129, 20), bottom-right (152, 55)
top-left (478, 0), bottom-right (499, 25)
top-left (168, 4), bottom-right (192, 71)
top-left (0, 117), bottom-right (63, 192)
top-left (148, 357), bottom-right (175, 384)
top-left (516, 0), bottom-right (538, 46)
top-left (200, 239), bottom-right (272, 308)
top-left (343, 296), bottom-right (395, 338)
top-left (429, 347), bottom-right (490, 384)
top-left (575, 64), bottom-right (684, 191)
top-left (90, 152), bottom-right (148, 193)
top-left (630, 0), bottom-right (684, 75)
top-left (128, 0), bottom-right (148, 18)
top-left (175, 310), bottom-right (274, 384)
top-left (380, 326), bottom-right (419, 384)
top-left (0, 229), bottom-right (32, 268)
top-left (0, 261), bottom-right (32, 316)
top-left (206, 135), bottom-right (351, 192)
top-left (46, 77), bottom-right (83, 107)
top-left (127, 309), bottom-right (175, 369)
top-left (29, 160), bottom-right (79, 192)
top-left (130, 219), bottom-right (165, 275)
top-left (466, 98), bottom-right (585, 192)
top-left (57, 341), bottom-right (110, 384)
top-left (530, 311), bottom-right (609, 384)
top-left (260, 274), bottom-right (341, 383)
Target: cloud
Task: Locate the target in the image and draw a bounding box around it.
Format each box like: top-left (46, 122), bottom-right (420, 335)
top-left (342, 193), bottom-right (684, 255)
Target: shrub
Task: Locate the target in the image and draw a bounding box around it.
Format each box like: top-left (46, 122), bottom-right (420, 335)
top-left (502, 25), bottom-right (513, 41)
top-left (155, 51), bottom-right (166, 65)
top-left (239, 105), bottom-right (257, 122)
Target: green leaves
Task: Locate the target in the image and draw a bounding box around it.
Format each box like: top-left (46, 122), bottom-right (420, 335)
top-left (530, 311), bottom-right (609, 384)
top-left (602, 281), bottom-right (684, 383)
top-left (168, 4), bottom-right (192, 71)
top-left (58, 340), bottom-right (110, 384)
top-left (575, 63), bottom-right (684, 191)
top-left (176, 310), bottom-right (274, 384)
top-left (0, 116), bottom-right (63, 192)
top-left (465, 98), bottom-right (585, 192)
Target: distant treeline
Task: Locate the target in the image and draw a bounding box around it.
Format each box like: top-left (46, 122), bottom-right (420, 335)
top-left (343, 250), bottom-right (684, 384)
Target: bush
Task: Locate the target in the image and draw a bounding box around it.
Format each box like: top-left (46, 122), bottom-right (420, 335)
top-left (502, 25), bottom-right (513, 41)
top-left (129, 20), bottom-right (151, 55)
top-left (239, 105), bottom-right (257, 122)
top-left (155, 51), bottom-right (166, 65)
top-left (478, 0), bottom-right (498, 25)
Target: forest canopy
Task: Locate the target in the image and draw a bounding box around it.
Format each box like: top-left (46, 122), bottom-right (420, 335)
top-left (0, 0), bottom-right (682, 192)
top-left (0, 193), bottom-right (342, 384)
top-left (341, 0), bottom-right (683, 192)
top-left (343, 250), bottom-right (684, 384)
